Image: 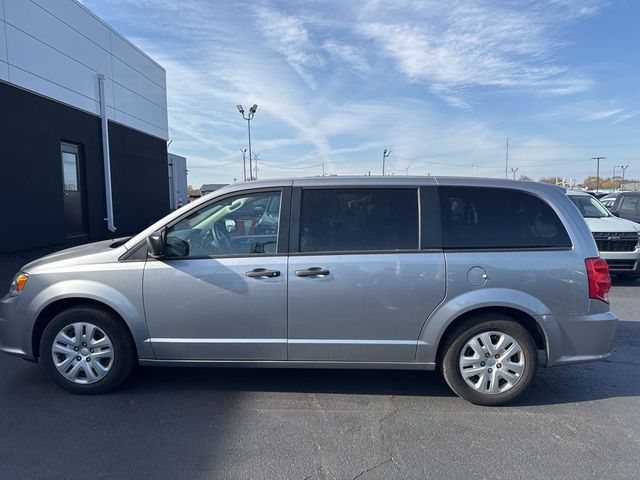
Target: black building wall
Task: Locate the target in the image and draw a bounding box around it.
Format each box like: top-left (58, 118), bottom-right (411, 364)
top-left (0, 81), bottom-right (170, 253)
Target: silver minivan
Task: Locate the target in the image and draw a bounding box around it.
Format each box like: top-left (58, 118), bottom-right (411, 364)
top-left (0, 177), bottom-right (618, 405)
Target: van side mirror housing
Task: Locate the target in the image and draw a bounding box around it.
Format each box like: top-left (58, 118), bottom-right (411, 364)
top-left (147, 229), bottom-right (166, 258)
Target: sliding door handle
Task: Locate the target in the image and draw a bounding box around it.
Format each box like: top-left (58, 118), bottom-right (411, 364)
top-left (295, 267), bottom-right (330, 277)
top-left (246, 268), bottom-right (280, 278)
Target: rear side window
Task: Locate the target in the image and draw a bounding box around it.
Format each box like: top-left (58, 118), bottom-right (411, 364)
top-left (619, 196), bottom-right (640, 214)
top-left (439, 187), bottom-right (571, 249)
top-left (299, 188), bottom-right (419, 252)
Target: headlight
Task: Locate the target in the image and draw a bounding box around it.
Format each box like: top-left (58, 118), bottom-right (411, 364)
top-left (9, 272), bottom-right (29, 296)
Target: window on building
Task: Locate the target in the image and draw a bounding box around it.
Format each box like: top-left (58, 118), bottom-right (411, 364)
top-left (299, 188), bottom-right (419, 252)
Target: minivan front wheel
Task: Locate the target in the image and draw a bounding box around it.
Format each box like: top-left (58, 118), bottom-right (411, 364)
top-left (441, 315), bottom-right (538, 406)
top-left (40, 305), bottom-right (136, 394)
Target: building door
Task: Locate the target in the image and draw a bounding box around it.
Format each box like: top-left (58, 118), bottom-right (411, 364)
top-left (61, 143), bottom-right (87, 238)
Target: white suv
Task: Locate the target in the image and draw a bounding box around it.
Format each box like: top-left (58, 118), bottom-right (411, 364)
top-left (567, 190), bottom-right (640, 277)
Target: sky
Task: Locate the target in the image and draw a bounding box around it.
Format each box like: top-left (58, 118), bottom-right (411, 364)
top-left (82, 0), bottom-right (640, 188)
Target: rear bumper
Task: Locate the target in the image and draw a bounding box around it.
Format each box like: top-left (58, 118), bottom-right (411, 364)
top-left (540, 310), bottom-right (618, 367)
top-left (0, 294), bottom-right (33, 361)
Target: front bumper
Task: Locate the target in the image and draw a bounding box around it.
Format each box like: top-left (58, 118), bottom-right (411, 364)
top-left (540, 310), bottom-right (618, 367)
top-left (0, 294), bottom-right (33, 360)
top-left (600, 249), bottom-right (640, 272)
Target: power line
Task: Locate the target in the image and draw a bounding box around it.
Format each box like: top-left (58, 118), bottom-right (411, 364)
top-left (188, 158), bottom-right (239, 169)
top-left (259, 161), bottom-right (324, 170)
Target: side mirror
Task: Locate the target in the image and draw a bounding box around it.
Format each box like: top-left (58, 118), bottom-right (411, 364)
top-left (147, 229), bottom-right (166, 258)
top-left (225, 218), bottom-right (238, 233)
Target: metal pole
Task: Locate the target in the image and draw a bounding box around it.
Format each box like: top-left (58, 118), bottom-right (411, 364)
top-left (382, 149), bottom-right (391, 175)
top-left (247, 118), bottom-right (253, 180)
top-left (241, 149), bottom-right (247, 181)
top-left (382, 149), bottom-right (386, 175)
top-left (620, 165), bottom-right (629, 190)
top-left (505, 137), bottom-right (509, 180)
top-left (252, 152), bottom-right (259, 180)
top-left (592, 157), bottom-right (605, 193)
top-left (97, 74), bottom-right (116, 232)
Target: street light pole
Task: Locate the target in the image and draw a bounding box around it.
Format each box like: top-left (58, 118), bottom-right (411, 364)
top-left (237, 104), bottom-right (258, 180)
top-left (505, 137), bottom-right (509, 180)
top-left (619, 165), bottom-right (629, 190)
top-left (510, 167), bottom-right (519, 180)
top-left (252, 152), bottom-right (260, 180)
top-left (382, 148), bottom-right (391, 175)
top-left (240, 149), bottom-right (247, 181)
top-left (591, 157), bottom-right (606, 193)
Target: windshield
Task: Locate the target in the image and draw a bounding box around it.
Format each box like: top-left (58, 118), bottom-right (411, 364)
top-left (568, 195), bottom-right (611, 218)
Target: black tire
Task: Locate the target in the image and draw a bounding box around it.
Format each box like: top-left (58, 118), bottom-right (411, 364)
top-left (440, 313), bottom-right (538, 406)
top-left (39, 305), bottom-right (137, 394)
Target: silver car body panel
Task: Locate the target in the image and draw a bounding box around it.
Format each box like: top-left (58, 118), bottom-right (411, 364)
top-left (0, 176), bottom-right (617, 372)
top-left (143, 256), bottom-right (288, 360)
top-left (288, 252), bottom-right (445, 362)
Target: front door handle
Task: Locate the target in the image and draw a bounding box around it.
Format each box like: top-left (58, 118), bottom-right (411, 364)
top-left (295, 267), bottom-right (330, 277)
top-left (246, 268), bottom-right (280, 278)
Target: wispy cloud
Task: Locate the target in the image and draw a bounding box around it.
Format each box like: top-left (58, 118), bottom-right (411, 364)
top-left (82, 0), bottom-right (639, 186)
top-left (253, 6), bottom-right (325, 89)
top-left (355, 0), bottom-right (598, 106)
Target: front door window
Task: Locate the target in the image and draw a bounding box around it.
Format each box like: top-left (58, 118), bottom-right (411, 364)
top-left (165, 190), bottom-right (281, 257)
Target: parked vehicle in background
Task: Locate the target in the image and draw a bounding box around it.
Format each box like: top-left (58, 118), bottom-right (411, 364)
top-left (566, 190), bottom-right (640, 277)
top-left (600, 197), bottom-right (616, 210)
top-left (611, 192), bottom-right (640, 224)
top-left (600, 192), bottom-right (620, 201)
top-left (0, 177), bottom-right (617, 406)
top-left (586, 191), bottom-right (609, 199)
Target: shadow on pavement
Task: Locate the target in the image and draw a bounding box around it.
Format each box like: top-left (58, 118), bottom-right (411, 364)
top-left (109, 319), bottom-right (639, 407)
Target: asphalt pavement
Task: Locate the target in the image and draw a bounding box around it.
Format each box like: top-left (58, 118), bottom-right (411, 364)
top-left (0, 249), bottom-right (639, 479)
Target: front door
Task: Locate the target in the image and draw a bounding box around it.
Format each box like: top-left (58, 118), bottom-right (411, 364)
top-left (287, 186), bottom-right (446, 363)
top-left (61, 143), bottom-right (86, 238)
top-left (143, 188), bottom-right (289, 360)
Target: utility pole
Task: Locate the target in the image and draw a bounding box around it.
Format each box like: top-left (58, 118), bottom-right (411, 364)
top-left (472, 164), bottom-right (476, 177)
top-left (382, 148), bottom-right (391, 175)
top-left (240, 148), bottom-right (247, 181)
top-left (252, 152), bottom-right (260, 180)
top-left (591, 156), bottom-right (606, 193)
top-left (619, 165), bottom-right (629, 190)
top-left (505, 137), bottom-right (509, 180)
top-left (510, 167), bottom-right (519, 180)
top-left (237, 104), bottom-right (257, 181)
top-left (322, 163), bottom-right (325, 176)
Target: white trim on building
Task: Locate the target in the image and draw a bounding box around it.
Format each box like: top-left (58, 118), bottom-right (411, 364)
top-left (0, 0), bottom-right (168, 140)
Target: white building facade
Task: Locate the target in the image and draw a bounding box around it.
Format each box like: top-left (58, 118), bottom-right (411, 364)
top-left (0, 0), bottom-right (171, 252)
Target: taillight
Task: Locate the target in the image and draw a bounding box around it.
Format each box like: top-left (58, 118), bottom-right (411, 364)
top-left (585, 258), bottom-right (611, 304)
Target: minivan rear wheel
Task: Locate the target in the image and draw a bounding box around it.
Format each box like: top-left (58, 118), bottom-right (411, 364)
top-left (40, 305), bottom-right (136, 394)
top-left (441, 314), bottom-right (538, 406)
